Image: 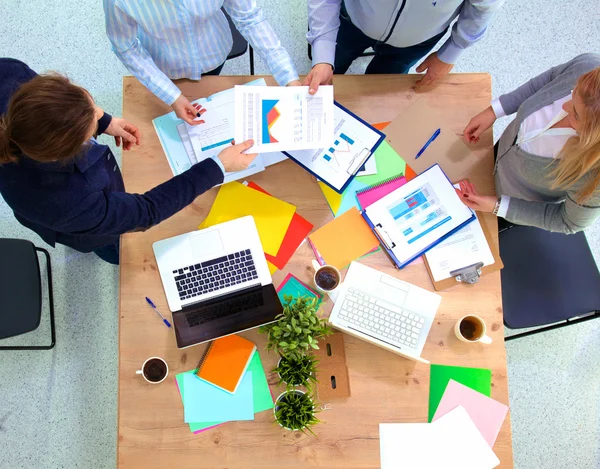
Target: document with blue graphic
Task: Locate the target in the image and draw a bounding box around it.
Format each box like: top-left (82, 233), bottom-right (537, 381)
top-left (364, 164), bottom-right (475, 267)
top-left (234, 85), bottom-right (334, 154)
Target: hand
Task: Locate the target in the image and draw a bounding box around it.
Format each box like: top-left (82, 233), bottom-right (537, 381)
top-left (287, 80), bottom-right (302, 86)
top-left (415, 52), bottom-right (454, 88)
top-left (456, 180), bottom-right (497, 213)
top-left (463, 106), bottom-right (496, 144)
top-left (217, 139), bottom-right (258, 172)
top-left (104, 117), bottom-right (141, 151)
top-left (171, 95), bottom-right (206, 126)
top-left (303, 63), bottom-right (333, 95)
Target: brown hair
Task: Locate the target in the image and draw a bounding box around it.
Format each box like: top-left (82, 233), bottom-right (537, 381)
top-left (552, 67), bottom-right (600, 203)
top-left (0, 73), bottom-right (97, 165)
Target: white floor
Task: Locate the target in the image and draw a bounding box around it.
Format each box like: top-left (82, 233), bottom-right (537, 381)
top-left (1, 1), bottom-right (599, 468)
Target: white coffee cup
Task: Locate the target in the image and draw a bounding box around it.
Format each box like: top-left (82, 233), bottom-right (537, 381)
top-left (136, 356), bottom-right (169, 384)
top-left (454, 315), bottom-right (492, 344)
top-left (311, 259), bottom-right (341, 294)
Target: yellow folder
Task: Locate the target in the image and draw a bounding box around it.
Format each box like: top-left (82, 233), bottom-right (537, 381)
top-left (198, 182), bottom-right (296, 257)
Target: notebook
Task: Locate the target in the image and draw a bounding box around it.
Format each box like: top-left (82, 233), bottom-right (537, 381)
top-left (246, 182), bottom-right (314, 270)
top-left (277, 273), bottom-right (323, 305)
top-left (356, 174), bottom-right (407, 210)
top-left (182, 371), bottom-right (254, 423)
top-left (198, 181), bottom-right (296, 257)
top-left (428, 364), bottom-right (492, 422)
top-left (196, 335), bottom-right (257, 394)
top-left (308, 207), bottom-right (380, 270)
top-left (175, 350), bottom-right (274, 434)
top-left (433, 380), bottom-right (509, 447)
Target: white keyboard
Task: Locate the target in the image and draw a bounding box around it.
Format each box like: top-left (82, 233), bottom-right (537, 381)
top-left (338, 287), bottom-right (426, 349)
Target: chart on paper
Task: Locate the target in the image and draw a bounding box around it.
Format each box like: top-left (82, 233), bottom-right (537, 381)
top-left (234, 85), bottom-right (334, 153)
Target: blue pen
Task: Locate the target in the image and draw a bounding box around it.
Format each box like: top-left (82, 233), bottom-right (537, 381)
top-left (415, 128), bottom-right (441, 159)
top-left (145, 297), bottom-right (172, 328)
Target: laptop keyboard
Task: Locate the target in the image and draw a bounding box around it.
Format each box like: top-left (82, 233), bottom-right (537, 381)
top-left (338, 287), bottom-right (425, 349)
top-left (172, 249), bottom-right (258, 301)
top-left (186, 290), bottom-right (265, 327)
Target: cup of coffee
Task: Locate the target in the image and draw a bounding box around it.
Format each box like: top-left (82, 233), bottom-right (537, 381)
top-left (311, 259), bottom-right (341, 293)
top-left (454, 315), bottom-right (492, 344)
top-left (136, 357), bottom-right (169, 384)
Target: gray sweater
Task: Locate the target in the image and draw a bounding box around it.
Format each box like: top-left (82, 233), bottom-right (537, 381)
top-left (495, 53), bottom-right (600, 234)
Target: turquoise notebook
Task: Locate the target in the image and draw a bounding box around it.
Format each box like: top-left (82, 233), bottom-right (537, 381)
top-left (277, 273), bottom-right (323, 305)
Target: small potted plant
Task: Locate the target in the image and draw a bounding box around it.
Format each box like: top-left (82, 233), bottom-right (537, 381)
top-left (274, 353), bottom-right (318, 389)
top-left (274, 389), bottom-right (319, 435)
top-left (260, 295), bottom-right (333, 360)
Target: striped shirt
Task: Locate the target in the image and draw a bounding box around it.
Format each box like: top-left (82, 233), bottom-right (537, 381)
top-left (104, 0), bottom-right (298, 105)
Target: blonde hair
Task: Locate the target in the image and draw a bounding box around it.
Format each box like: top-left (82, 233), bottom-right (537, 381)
top-left (552, 67), bottom-right (600, 203)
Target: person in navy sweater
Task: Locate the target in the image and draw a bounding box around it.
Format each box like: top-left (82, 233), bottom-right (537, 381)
top-left (0, 59), bottom-right (256, 265)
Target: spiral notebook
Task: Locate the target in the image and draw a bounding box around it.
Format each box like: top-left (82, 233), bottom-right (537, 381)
top-left (195, 335), bottom-right (256, 394)
top-left (356, 174), bottom-right (407, 210)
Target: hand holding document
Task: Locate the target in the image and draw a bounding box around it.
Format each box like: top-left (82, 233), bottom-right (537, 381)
top-left (234, 85), bottom-right (334, 153)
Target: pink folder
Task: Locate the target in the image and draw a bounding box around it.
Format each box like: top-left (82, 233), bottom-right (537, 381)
top-left (432, 379), bottom-right (509, 447)
top-left (356, 174), bottom-right (407, 210)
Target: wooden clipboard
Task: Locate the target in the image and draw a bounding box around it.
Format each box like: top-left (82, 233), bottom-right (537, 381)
top-left (384, 98), bottom-right (503, 290)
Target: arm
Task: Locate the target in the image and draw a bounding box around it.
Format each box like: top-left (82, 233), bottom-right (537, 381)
top-left (497, 54), bottom-right (600, 116)
top-left (502, 193), bottom-right (600, 234)
top-left (224, 0), bottom-right (298, 86)
top-left (102, 0), bottom-right (181, 105)
top-left (54, 159), bottom-right (224, 236)
top-left (437, 0), bottom-right (505, 65)
top-left (306, 0), bottom-right (342, 68)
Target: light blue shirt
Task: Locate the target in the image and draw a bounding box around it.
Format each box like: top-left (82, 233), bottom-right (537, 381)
top-left (104, 0), bottom-right (299, 105)
top-left (307, 0), bottom-right (504, 67)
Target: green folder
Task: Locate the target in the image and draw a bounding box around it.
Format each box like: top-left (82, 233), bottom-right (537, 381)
top-left (428, 364), bottom-right (492, 422)
top-left (176, 350), bottom-right (274, 433)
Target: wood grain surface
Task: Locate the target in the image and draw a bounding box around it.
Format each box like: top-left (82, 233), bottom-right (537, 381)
top-left (119, 74), bottom-right (513, 469)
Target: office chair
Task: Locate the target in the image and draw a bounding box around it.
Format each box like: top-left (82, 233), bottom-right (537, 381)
top-left (499, 226), bottom-right (600, 341)
top-left (0, 238), bottom-right (56, 350)
top-left (222, 8), bottom-right (255, 75)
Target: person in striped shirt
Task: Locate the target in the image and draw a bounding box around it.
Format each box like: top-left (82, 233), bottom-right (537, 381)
top-left (104, 0), bottom-right (300, 125)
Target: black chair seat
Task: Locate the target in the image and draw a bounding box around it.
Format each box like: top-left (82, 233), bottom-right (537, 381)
top-left (500, 226), bottom-right (600, 329)
top-left (0, 239), bottom-right (42, 339)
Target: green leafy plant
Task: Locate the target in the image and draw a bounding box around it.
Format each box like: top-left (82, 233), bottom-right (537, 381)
top-left (260, 295), bottom-right (333, 360)
top-left (274, 390), bottom-right (319, 435)
top-left (274, 354), bottom-right (318, 389)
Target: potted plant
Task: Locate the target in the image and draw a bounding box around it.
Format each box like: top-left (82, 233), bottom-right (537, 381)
top-left (274, 353), bottom-right (318, 389)
top-left (260, 295), bottom-right (333, 360)
top-left (274, 389), bottom-right (319, 435)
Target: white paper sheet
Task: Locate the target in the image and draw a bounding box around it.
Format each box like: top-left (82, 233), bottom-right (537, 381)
top-left (365, 165), bottom-right (475, 266)
top-left (379, 406), bottom-right (500, 469)
top-left (285, 103), bottom-right (382, 191)
top-left (234, 85), bottom-right (334, 153)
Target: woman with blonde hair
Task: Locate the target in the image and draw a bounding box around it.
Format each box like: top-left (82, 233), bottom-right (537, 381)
top-left (460, 53), bottom-right (600, 234)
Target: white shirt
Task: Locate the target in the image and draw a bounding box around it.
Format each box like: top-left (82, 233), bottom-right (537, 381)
top-left (491, 94), bottom-right (577, 217)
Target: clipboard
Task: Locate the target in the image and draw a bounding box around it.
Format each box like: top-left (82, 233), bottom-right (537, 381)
top-left (423, 211), bottom-right (504, 291)
top-left (362, 164), bottom-right (476, 269)
top-left (283, 101), bottom-right (385, 193)
top-left (383, 98), bottom-right (474, 183)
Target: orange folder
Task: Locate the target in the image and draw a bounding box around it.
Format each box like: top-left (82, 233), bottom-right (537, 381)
top-left (196, 335), bottom-right (257, 394)
top-left (308, 207), bottom-right (380, 270)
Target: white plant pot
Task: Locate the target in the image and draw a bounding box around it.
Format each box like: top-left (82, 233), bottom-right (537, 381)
top-left (273, 390), bottom-right (307, 432)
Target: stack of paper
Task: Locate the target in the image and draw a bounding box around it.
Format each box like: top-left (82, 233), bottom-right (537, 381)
top-left (379, 406), bottom-right (500, 469)
top-left (153, 78), bottom-right (288, 181)
top-left (175, 350), bottom-right (274, 434)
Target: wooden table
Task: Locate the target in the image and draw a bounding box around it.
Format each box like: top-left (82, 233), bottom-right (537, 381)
top-left (120, 74), bottom-right (513, 468)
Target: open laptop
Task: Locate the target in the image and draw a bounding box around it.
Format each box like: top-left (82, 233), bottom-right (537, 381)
top-left (153, 216), bottom-right (282, 349)
top-left (329, 262), bottom-right (441, 364)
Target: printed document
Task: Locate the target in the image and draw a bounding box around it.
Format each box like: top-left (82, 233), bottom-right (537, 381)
top-left (285, 102), bottom-right (383, 191)
top-left (234, 85), bottom-right (334, 153)
top-left (365, 164), bottom-right (474, 266)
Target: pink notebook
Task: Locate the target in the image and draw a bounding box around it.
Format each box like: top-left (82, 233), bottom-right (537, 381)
top-left (432, 379), bottom-right (509, 447)
top-left (356, 174), bottom-right (407, 209)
